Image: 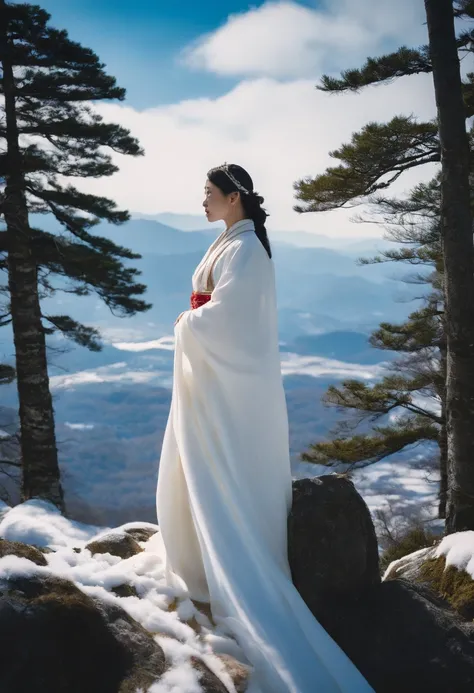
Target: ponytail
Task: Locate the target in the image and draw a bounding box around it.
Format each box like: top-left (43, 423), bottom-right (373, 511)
top-left (241, 192), bottom-right (271, 259)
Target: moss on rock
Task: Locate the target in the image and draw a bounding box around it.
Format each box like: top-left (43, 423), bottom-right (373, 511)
top-left (380, 528), bottom-right (437, 573)
top-left (124, 527), bottom-right (157, 543)
top-left (418, 556), bottom-right (474, 620)
top-left (0, 537), bottom-right (48, 566)
top-left (0, 573), bottom-right (166, 693)
top-left (111, 584), bottom-right (139, 599)
top-left (86, 533), bottom-right (143, 559)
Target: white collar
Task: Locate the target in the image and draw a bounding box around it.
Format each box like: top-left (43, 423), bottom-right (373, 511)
top-left (222, 218), bottom-right (255, 242)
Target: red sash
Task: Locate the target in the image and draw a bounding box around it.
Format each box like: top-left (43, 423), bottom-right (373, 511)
top-left (190, 291), bottom-right (212, 309)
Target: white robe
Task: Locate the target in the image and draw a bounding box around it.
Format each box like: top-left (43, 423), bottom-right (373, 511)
top-left (154, 219), bottom-right (374, 693)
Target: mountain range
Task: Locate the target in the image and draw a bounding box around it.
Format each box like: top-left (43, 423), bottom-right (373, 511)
top-left (0, 214), bottom-right (420, 524)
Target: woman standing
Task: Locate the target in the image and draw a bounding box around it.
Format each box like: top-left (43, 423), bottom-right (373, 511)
top-left (154, 163), bottom-right (373, 693)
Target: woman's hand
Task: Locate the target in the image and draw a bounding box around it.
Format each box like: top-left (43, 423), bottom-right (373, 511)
top-left (174, 311), bottom-right (186, 326)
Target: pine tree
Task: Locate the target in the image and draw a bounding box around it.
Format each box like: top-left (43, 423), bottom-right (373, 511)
top-left (302, 178), bottom-right (449, 516)
top-left (0, 2), bottom-right (150, 511)
top-left (295, 1), bottom-right (474, 532)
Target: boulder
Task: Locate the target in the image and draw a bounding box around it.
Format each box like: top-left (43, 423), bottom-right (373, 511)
top-left (86, 532), bottom-right (143, 559)
top-left (0, 537), bottom-right (48, 566)
top-left (215, 653), bottom-right (252, 693)
top-left (288, 475), bottom-right (474, 693)
top-left (191, 656), bottom-right (237, 693)
top-left (0, 573), bottom-right (165, 693)
top-left (385, 544), bottom-right (474, 622)
top-left (319, 578), bottom-right (474, 693)
top-left (288, 474), bottom-right (380, 616)
top-left (124, 526), bottom-right (158, 543)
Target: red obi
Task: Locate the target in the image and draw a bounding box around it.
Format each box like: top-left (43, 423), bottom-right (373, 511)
top-left (190, 291), bottom-right (212, 309)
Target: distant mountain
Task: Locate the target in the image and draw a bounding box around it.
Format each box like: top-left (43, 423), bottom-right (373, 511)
top-left (0, 214), bottom-right (423, 524)
top-left (286, 331), bottom-right (389, 365)
top-left (3, 216), bottom-right (419, 347)
top-left (132, 213), bottom-right (392, 253)
top-left (141, 212), bottom-right (396, 252)
top-left (134, 212), bottom-right (222, 233)
top-left (94, 219), bottom-right (216, 256)
top-left (1, 329), bottom-right (388, 523)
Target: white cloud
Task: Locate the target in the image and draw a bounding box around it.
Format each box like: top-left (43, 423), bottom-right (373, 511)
top-left (64, 422), bottom-right (95, 430)
top-left (50, 363), bottom-right (172, 390)
top-left (113, 337), bottom-right (175, 352)
top-left (181, 0), bottom-right (427, 79)
top-left (80, 70), bottom-right (437, 238)
top-left (280, 351), bottom-right (386, 380)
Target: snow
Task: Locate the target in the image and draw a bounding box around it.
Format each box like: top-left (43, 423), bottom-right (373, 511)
top-left (435, 531), bottom-right (474, 580)
top-left (353, 457), bottom-right (438, 518)
top-left (381, 530), bottom-right (474, 584)
top-left (0, 499), bottom-right (247, 693)
top-left (381, 546), bottom-right (434, 582)
top-left (0, 498), bottom-right (102, 549)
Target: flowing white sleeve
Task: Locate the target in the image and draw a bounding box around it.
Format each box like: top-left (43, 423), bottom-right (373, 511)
top-left (175, 239), bottom-right (274, 370)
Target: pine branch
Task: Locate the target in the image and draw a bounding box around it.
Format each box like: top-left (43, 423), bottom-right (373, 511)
top-left (28, 228), bottom-right (151, 317)
top-left (370, 309), bottom-right (442, 352)
top-left (323, 376), bottom-right (442, 424)
top-left (294, 117), bottom-right (439, 213)
top-left (318, 31), bottom-right (473, 94)
top-left (301, 417), bottom-right (439, 467)
top-left (43, 314), bottom-right (102, 351)
top-left (454, 1), bottom-right (474, 18)
top-left (0, 459), bottom-right (21, 468)
top-left (319, 46), bottom-right (432, 93)
top-left (27, 183), bottom-right (133, 230)
top-left (0, 364), bottom-right (15, 385)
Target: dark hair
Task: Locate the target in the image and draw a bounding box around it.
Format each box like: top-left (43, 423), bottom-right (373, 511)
top-left (207, 164), bottom-right (272, 258)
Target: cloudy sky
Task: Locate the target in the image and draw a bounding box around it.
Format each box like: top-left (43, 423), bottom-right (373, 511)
top-left (40, 0), bottom-right (435, 237)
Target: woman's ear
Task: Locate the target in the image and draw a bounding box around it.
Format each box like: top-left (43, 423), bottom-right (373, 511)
top-left (229, 191), bottom-right (240, 206)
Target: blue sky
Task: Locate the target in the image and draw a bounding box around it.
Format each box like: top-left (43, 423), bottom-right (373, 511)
top-left (38, 0), bottom-right (315, 108)
top-left (35, 0), bottom-right (436, 236)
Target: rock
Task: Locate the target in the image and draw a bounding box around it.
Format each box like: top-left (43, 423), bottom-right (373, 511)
top-left (287, 476), bottom-right (474, 692)
top-left (86, 533), bottom-right (143, 559)
top-left (385, 546), bottom-right (474, 621)
top-left (124, 527), bottom-right (158, 543)
top-left (0, 537), bottom-right (48, 566)
top-left (321, 579), bottom-right (474, 693)
top-left (216, 653), bottom-right (252, 693)
top-left (191, 656), bottom-right (235, 693)
top-left (0, 573), bottom-right (166, 693)
top-left (383, 545), bottom-right (434, 582)
top-left (288, 475), bottom-right (380, 616)
top-left (111, 583), bottom-right (139, 599)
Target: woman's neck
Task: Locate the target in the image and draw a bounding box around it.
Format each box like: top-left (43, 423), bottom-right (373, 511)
top-left (224, 211), bottom-right (247, 231)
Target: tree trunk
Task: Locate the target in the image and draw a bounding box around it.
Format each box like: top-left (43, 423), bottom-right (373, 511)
top-left (425, 0), bottom-right (474, 532)
top-left (436, 321), bottom-right (448, 521)
top-left (1, 10), bottom-right (64, 511)
top-left (438, 337), bottom-right (448, 520)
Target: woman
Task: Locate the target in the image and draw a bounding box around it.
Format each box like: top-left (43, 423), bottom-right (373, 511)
top-left (155, 163), bottom-right (373, 693)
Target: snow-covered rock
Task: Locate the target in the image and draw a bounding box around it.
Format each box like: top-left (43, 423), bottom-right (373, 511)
top-left (0, 500), bottom-right (251, 693)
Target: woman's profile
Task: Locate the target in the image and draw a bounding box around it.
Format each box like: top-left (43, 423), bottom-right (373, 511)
top-left (152, 163), bottom-right (374, 692)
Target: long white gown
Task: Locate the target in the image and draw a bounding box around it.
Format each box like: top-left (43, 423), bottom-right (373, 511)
top-left (154, 219), bottom-right (374, 693)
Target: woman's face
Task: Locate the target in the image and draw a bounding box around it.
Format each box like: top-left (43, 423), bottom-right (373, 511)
top-left (203, 179), bottom-right (237, 223)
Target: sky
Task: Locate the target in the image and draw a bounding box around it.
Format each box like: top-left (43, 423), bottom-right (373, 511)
top-left (37, 0), bottom-right (437, 237)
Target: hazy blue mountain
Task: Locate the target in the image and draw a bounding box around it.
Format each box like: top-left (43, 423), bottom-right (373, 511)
top-left (0, 216), bottom-right (420, 374)
top-left (139, 212), bottom-right (394, 255)
top-left (287, 331), bottom-right (386, 365)
top-left (0, 215), bottom-right (414, 524)
top-left (135, 212), bottom-right (223, 233)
